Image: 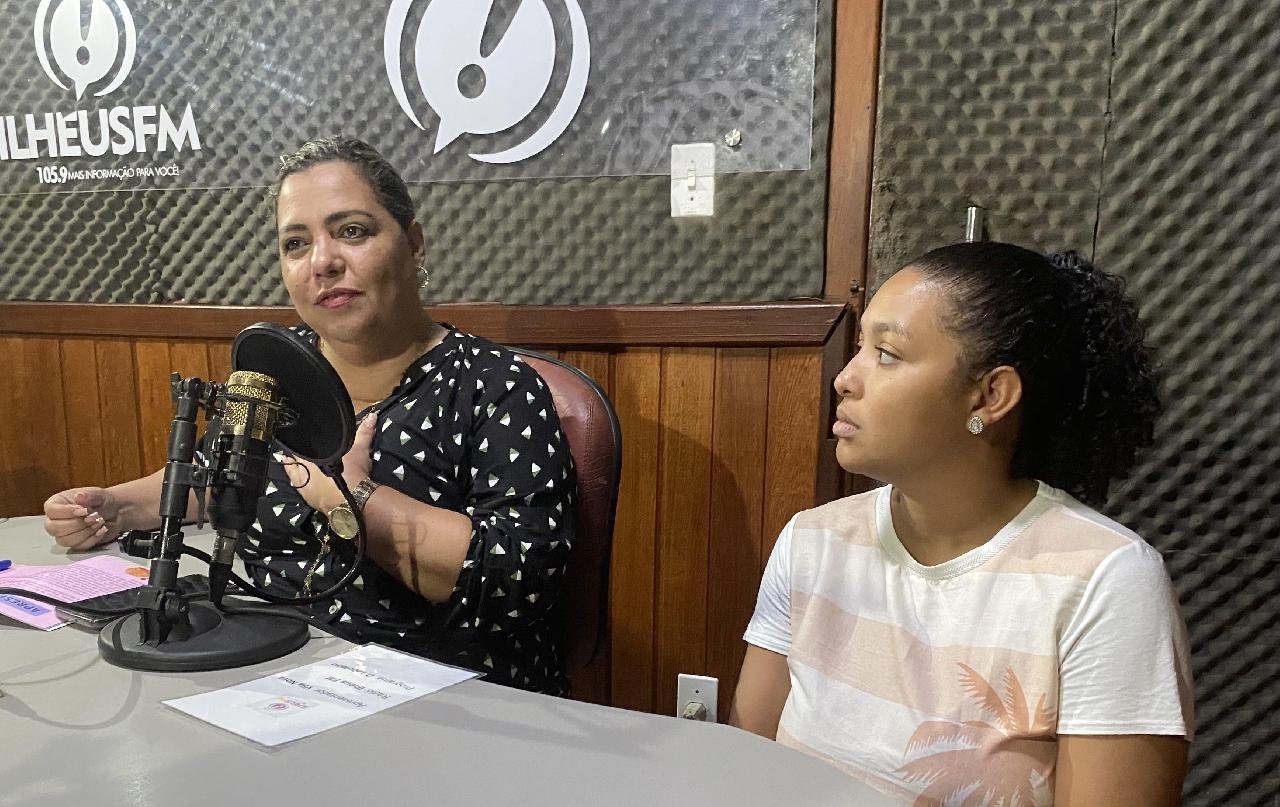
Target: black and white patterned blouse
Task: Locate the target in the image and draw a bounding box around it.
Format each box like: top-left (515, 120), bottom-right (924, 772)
top-left (238, 327), bottom-right (576, 696)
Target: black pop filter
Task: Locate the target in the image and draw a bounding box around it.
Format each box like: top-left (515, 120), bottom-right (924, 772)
top-left (231, 323), bottom-right (354, 467)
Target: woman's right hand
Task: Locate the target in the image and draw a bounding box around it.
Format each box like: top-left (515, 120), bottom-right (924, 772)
top-left (43, 487), bottom-right (124, 550)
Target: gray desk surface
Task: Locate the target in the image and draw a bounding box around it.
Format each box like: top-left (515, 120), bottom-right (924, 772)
top-left (0, 516), bottom-right (894, 806)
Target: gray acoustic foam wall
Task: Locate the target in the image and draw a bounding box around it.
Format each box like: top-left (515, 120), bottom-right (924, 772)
top-left (869, 2), bottom-right (1115, 277)
top-left (0, 0), bottom-right (832, 306)
top-left (871, 2), bottom-right (1279, 803)
top-left (1096, 3), bottom-right (1279, 803)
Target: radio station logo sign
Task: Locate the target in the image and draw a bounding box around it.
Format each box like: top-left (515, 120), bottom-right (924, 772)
top-left (384, 0), bottom-right (590, 164)
top-left (1, 0), bottom-right (202, 183)
top-left (36, 0), bottom-right (136, 99)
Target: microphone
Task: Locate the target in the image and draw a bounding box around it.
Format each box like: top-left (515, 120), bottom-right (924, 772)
top-left (99, 323), bottom-right (356, 673)
top-left (206, 370), bottom-right (287, 604)
top-left (232, 323), bottom-right (355, 468)
top-left (205, 323), bottom-right (358, 603)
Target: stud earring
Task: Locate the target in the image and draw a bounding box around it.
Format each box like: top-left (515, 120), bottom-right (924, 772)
top-left (967, 415), bottom-right (985, 435)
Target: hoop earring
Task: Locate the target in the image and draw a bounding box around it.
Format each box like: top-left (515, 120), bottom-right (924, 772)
top-left (417, 259), bottom-right (430, 290)
top-left (966, 415), bottom-right (985, 435)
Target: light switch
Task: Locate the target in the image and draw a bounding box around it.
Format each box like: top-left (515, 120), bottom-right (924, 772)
top-left (671, 142), bottom-right (715, 217)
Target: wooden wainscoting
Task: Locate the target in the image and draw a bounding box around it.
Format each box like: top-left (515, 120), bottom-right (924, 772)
top-left (0, 302), bottom-right (855, 715)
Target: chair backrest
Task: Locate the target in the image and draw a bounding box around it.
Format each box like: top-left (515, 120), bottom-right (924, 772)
top-left (510, 348), bottom-right (621, 672)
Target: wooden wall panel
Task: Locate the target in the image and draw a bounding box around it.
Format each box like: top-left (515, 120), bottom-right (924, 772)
top-left (134, 340), bottom-right (173, 475)
top-left (130, 340), bottom-right (214, 475)
top-left (0, 301), bottom-right (845, 346)
top-left (170, 341), bottom-right (212, 385)
top-left (59, 338), bottom-right (107, 489)
top-left (825, 0), bottom-right (883, 306)
top-left (608, 348), bottom-right (662, 713)
top-left (653, 348), bottom-right (717, 716)
top-left (705, 349), bottom-right (771, 719)
top-left (94, 339), bottom-right (143, 487)
top-left (207, 340), bottom-right (232, 383)
top-left (762, 349), bottom-right (825, 560)
top-left (0, 337), bottom-right (70, 515)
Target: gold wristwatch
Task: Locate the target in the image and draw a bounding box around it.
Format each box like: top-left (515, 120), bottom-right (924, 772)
top-left (325, 478), bottom-right (382, 540)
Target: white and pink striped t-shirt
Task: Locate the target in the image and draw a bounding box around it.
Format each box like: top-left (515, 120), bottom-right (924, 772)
top-left (744, 482), bottom-right (1194, 805)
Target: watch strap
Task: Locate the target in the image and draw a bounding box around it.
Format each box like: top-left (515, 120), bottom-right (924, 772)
top-left (351, 478), bottom-right (382, 510)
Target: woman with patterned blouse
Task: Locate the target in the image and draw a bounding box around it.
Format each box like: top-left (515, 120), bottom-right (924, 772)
top-left (42, 137), bottom-right (577, 695)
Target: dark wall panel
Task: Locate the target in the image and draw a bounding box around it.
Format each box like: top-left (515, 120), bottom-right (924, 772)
top-left (1095, 3), bottom-right (1280, 803)
top-left (0, 0), bottom-right (833, 306)
top-left (869, 1), bottom-right (1113, 283)
top-left (0, 192), bottom-right (155, 302)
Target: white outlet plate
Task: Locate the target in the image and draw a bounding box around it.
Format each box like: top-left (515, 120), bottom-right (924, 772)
top-left (676, 673), bottom-right (718, 722)
top-left (670, 142), bottom-right (715, 217)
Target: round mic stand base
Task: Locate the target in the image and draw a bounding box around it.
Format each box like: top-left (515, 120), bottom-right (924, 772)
top-left (97, 602), bottom-right (310, 672)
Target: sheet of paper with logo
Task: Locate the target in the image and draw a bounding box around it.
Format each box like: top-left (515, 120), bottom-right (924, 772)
top-left (0, 556), bottom-right (150, 630)
top-left (162, 644), bottom-right (479, 746)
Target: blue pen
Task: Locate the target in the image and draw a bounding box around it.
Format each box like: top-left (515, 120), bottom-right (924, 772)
top-left (0, 560), bottom-right (11, 572)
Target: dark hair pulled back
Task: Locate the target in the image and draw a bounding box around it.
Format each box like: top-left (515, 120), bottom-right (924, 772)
top-left (911, 241), bottom-right (1160, 505)
top-left (273, 136), bottom-right (415, 232)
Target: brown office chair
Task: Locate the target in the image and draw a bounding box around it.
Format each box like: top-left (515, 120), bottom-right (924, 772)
top-left (510, 349), bottom-right (621, 673)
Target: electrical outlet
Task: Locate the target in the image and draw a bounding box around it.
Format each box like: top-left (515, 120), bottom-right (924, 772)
top-left (676, 673), bottom-right (718, 722)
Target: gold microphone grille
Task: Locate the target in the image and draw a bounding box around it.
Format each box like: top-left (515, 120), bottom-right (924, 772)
top-left (226, 370), bottom-right (277, 401)
top-left (223, 371), bottom-right (282, 438)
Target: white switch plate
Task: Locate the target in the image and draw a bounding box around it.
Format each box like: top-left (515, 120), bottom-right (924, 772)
top-left (676, 673), bottom-right (718, 722)
top-left (670, 142), bottom-right (715, 217)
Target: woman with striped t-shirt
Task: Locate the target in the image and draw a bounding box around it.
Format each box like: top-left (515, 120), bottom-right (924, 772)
top-left (730, 242), bottom-right (1192, 805)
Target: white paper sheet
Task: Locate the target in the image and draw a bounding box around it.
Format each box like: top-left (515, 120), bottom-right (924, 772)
top-left (163, 644), bottom-right (479, 746)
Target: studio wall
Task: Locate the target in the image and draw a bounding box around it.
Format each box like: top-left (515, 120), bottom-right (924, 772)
top-left (0, 0), bottom-right (834, 306)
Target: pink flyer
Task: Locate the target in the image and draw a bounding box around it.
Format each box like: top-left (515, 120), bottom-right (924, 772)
top-left (0, 555), bottom-right (149, 630)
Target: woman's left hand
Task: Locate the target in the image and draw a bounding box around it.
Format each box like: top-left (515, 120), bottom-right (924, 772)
top-left (283, 414), bottom-right (377, 513)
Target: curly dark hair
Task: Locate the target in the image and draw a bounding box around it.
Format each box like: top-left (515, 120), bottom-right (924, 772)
top-left (910, 241), bottom-right (1161, 506)
top-left (273, 136), bottom-right (416, 232)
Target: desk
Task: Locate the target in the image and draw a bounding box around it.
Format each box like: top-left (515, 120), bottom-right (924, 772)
top-left (0, 516), bottom-right (895, 806)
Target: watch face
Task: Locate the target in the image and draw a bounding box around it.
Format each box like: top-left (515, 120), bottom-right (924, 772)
top-left (328, 506), bottom-right (358, 540)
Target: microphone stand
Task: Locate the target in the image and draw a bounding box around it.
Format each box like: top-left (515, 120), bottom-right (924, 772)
top-left (98, 375), bottom-right (311, 672)
top-left (139, 375), bottom-right (206, 644)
